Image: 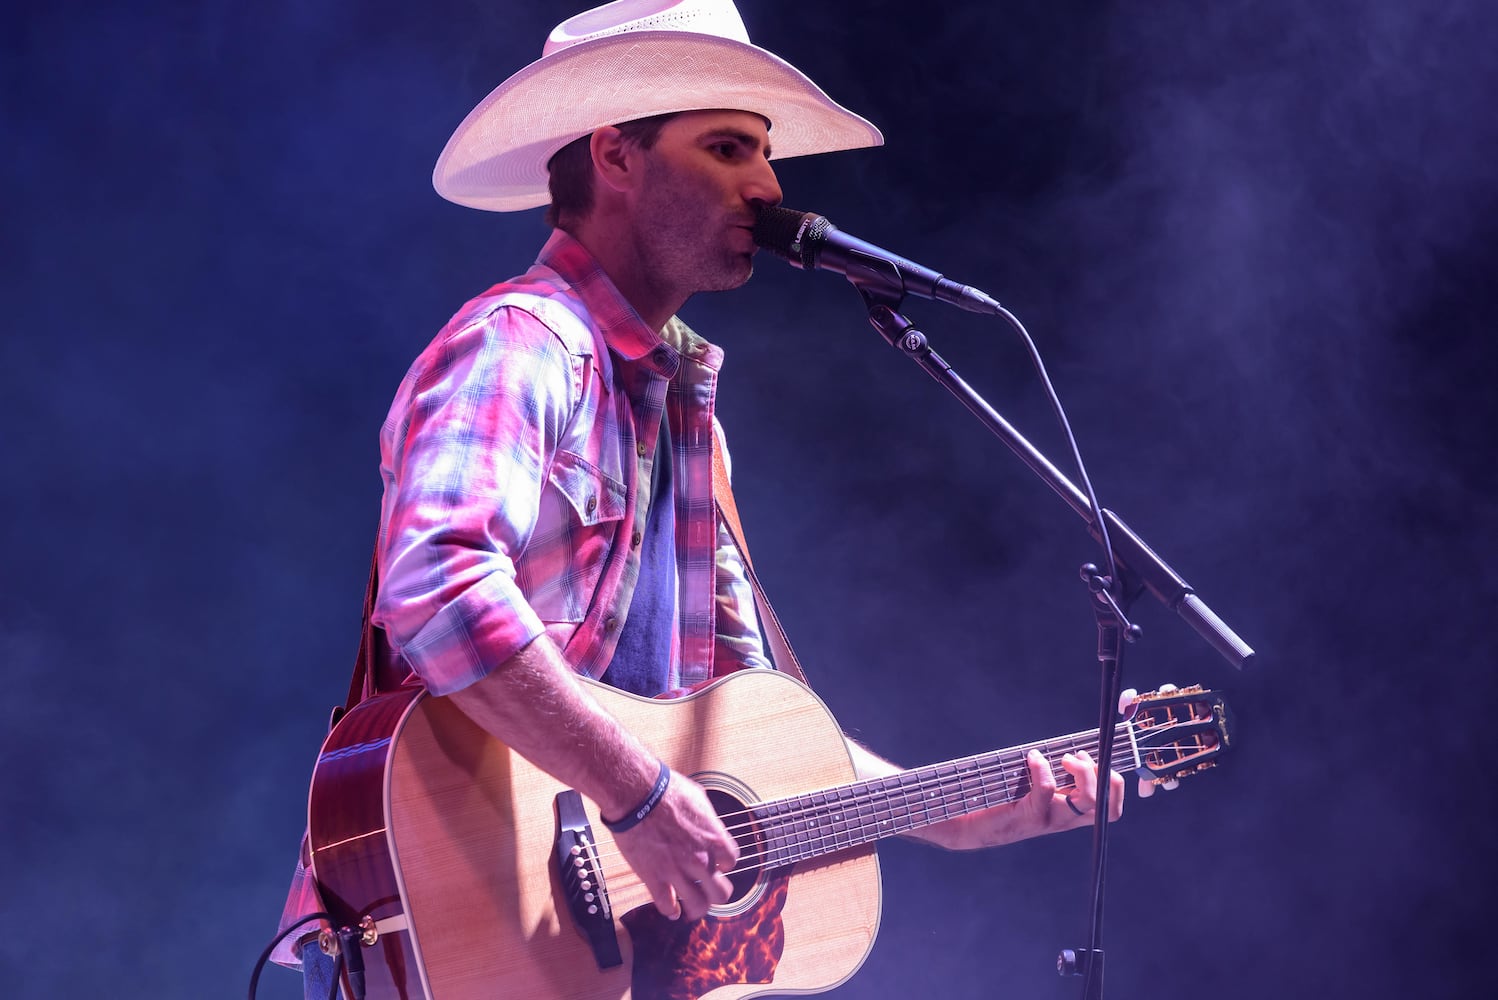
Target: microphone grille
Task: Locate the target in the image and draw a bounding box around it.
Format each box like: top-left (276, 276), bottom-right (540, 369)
top-left (752, 206), bottom-right (821, 269)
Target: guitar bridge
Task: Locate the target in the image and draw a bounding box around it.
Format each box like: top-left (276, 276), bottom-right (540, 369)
top-left (554, 789), bottom-right (622, 970)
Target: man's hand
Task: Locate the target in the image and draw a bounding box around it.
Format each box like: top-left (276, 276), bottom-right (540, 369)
top-left (611, 771), bottom-right (740, 920)
top-left (1025, 747), bottom-right (1126, 831)
top-left (445, 639), bottom-right (739, 920)
top-left (847, 739), bottom-right (1126, 851)
top-left (936, 748), bottom-right (1127, 849)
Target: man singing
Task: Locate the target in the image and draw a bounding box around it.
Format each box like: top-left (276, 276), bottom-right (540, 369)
top-left (278, 2), bottom-right (1122, 996)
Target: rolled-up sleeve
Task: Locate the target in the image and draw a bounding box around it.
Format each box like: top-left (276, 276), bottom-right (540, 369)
top-left (374, 306), bottom-right (579, 696)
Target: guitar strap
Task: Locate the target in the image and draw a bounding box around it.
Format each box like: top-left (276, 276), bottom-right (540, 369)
top-left (341, 544), bottom-right (387, 716)
top-left (336, 433), bottom-right (809, 716)
top-left (710, 431), bottom-right (811, 688)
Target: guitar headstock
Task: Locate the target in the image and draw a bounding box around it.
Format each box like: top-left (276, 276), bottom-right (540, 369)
top-left (1125, 685), bottom-right (1232, 785)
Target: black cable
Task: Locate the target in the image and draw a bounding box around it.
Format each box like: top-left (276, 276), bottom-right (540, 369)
top-left (247, 911), bottom-right (334, 1000)
top-left (326, 951), bottom-right (345, 1000)
top-left (995, 302), bottom-right (1120, 588)
top-left (991, 300), bottom-right (1125, 1000)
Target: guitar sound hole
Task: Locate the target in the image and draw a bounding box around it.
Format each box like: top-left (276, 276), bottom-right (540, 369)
top-left (706, 787), bottom-right (764, 904)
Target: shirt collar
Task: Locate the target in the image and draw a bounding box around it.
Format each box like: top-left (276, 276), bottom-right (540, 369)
top-left (536, 230), bottom-right (666, 364)
top-left (536, 229), bottom-right (724, 376)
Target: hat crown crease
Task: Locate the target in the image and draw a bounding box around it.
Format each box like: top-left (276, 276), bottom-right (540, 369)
top-left (544, 0), bottom-right (750, 57)
top-left (436, 0), bottom-right (882, 212)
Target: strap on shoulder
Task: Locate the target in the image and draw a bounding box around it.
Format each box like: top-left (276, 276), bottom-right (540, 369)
top-left (710, 431), bottom-right (811, 687)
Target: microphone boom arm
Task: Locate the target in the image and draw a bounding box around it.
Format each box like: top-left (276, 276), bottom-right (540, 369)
top-left (855, 283), bottom-right (1254, 671)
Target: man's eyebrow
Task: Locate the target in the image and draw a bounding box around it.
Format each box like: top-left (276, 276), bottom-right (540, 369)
top-left (696, 128), bottom-right (772, 158)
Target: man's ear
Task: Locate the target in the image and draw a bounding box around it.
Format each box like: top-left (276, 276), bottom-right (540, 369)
top-left (590, 126), bottom-right (640, 197)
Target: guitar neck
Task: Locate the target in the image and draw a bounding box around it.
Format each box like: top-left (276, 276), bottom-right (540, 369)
top-left (748, 722), bottom-right (1141, 868)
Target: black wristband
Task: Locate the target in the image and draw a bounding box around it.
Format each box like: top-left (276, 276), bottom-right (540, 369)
top-left (604, 760), bottom-right (671, 834)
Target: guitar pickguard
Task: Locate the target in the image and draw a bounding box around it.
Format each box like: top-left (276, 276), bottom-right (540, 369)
top-left (622, 871), bottom-right (791, 1000)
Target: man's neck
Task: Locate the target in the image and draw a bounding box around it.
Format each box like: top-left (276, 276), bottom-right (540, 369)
top-left (562, 221), bottom-right (685, 333)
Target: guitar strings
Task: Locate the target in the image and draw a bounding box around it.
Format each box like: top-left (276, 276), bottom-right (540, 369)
top-left (581, 711), bottom-right (1208, 886)
top-left (703, 715), bottom-right (1205, 855)
top-left (583, 752), bottom-right (1116, 897)
top-left (580, 734), bottom-right (1156, 888)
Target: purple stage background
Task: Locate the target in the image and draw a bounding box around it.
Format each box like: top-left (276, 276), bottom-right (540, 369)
top-left (5, 1), bottom-right (1496, 997)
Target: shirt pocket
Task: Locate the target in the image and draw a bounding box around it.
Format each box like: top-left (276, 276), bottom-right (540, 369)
top-left (522, 448), bottom-right (628, 624)
top-left (549, 448), bottom-right (626, 526)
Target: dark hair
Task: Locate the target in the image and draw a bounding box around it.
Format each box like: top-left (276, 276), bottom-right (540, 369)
top-left (544, 113), bottom-right (680, 229)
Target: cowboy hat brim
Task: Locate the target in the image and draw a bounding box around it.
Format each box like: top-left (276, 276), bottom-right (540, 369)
top-left (433, 31), bottom-right (884, 212)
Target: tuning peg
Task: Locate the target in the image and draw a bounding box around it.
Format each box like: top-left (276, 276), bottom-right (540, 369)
top-left (1137, 774), bottom-right (1180, 799)
top-left (1136, 684), bottom-right (1182, 798)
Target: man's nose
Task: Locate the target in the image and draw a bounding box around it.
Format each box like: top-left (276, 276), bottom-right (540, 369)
top-left (744, 158), bottom-right (783, 210)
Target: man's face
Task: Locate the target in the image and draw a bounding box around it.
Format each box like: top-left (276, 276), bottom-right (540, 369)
top-left (629, 110), bottom-right (784, 297)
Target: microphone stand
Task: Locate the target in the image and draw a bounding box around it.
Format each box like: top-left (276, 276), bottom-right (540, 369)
top-left (846, 267), bottom-right (1253, 1000)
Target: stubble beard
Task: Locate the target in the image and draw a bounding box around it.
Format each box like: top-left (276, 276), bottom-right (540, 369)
top-left (636, 157), bottom-right (754, 301)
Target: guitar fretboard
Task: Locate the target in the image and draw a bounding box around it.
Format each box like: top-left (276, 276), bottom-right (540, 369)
top-left (750, 724), bottom-right (1140, 867)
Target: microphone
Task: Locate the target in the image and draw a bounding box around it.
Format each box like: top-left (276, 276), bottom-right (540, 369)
top-left (752, 206), bottom-right (1002, 315)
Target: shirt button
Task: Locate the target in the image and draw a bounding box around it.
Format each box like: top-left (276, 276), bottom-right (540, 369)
top-left (585, 495), bottom-right (597, 515)
top-left (636, 441), bottom-right (647, 457)
top-left (631, 530), bottom-right (642, 548)
top-left (604, 616), bottom-right (619, 633)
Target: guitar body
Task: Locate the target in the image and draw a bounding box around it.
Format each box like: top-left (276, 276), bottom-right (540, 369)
top-left (309, 669), bottom-right (882, 1000)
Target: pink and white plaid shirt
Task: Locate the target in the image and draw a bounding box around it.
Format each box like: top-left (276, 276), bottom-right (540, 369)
top-left (373, 227), bottom-right (769, 692)
top-left (275, 230), bottom-right (770, 966)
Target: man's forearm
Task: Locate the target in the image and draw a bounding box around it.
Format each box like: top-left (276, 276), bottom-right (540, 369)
top-left (444, 636), bottom-right (743, 921)
top-left (843, 738), bottom-right (975, 850)
top-left (444, 636), bottom-right (661, 819)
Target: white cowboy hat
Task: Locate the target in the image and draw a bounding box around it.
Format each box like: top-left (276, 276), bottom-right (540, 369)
top-left (432, 0), bottom-right (884, 212)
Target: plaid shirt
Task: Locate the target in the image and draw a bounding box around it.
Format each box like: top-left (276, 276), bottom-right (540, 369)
top-left (275, 230), bottom-right (770, 966)
top-left (375, 227), bottom-right (768, 691)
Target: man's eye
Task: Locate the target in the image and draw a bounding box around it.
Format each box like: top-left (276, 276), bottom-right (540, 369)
top-left (711, 143), bottom-right (738, 158)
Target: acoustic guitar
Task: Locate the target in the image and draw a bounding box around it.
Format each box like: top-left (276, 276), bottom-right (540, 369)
top-left (308, 669), bottom-right (1229, 999)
